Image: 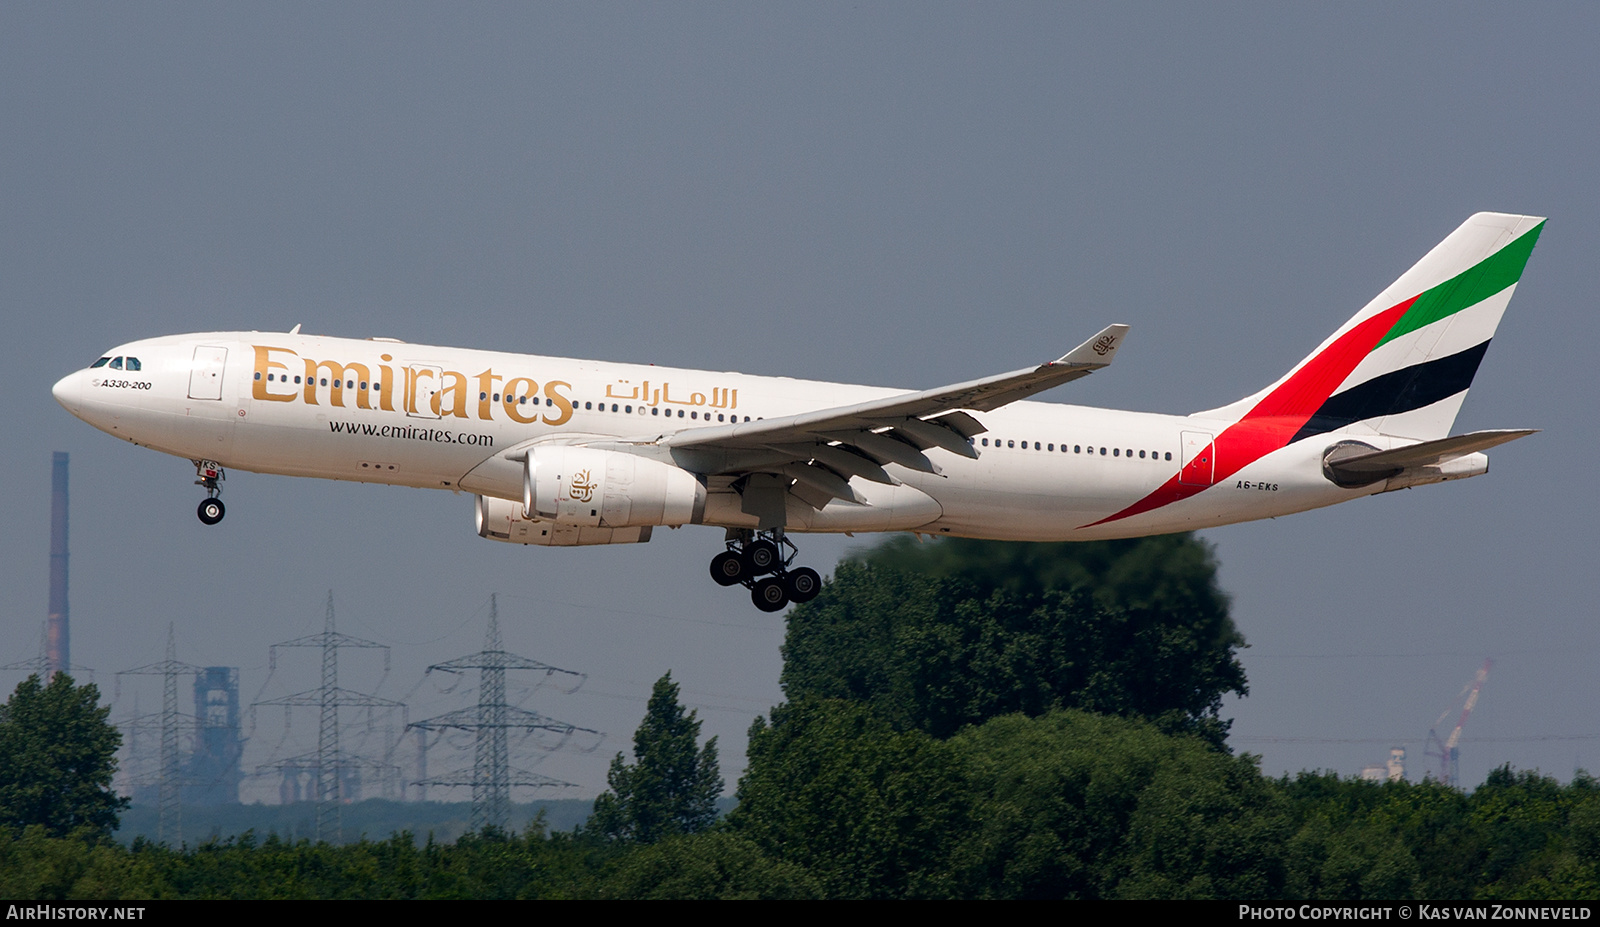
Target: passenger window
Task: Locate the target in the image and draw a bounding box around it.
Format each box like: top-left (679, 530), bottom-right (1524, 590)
top-left (90, 357), bottom-right (111, 368)
top-left (1139, 450), bottom-right (1146, 458)
top-left (109, 357), bottom-right (123, 370)
top-left (625, 405), bottom-right (633, 413)
top-left (612, 403), bottom-right (619, 412)
top-left (1074, 445), bottom-right (1081, 453)
top-left (1113, 448), bottom-right (1120, 457)
top-left (1007, 440), bottom-right (1014, 448)
top-left (652, 407), bottom-right (659, 416)
top-left (1048, 444), bottom-right (1054, 451)
top-left (1034, 442), bottom-right (1041, 450)
top-left (1165, 452), bottom-right (1172, 461)
top-left (981, 438), bottom-right (988, 446)
top-left (1099, 447), bottom-right (1107, 456)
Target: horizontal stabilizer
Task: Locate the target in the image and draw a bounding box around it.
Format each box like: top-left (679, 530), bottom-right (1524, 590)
top-left (1322, 429), bottom-right (1535, 490)
top-left (1328, 429), bottom-right (1537, 474)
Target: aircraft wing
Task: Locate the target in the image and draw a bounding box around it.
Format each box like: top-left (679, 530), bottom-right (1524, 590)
top-left (653, 324), bottom-right (1129, 512)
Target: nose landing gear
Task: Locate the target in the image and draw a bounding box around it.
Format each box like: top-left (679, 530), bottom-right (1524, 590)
top-left (708, 529), bottom-right (823, 612)
top-left (193, 459), bottom-right (226, 526)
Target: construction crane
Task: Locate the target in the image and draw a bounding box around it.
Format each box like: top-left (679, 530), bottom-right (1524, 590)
top-left (1425, 658), bottom-right (1492, 788)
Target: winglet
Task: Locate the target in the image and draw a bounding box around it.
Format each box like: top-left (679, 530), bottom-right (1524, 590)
top-left (1053, 324), bottom-right (1130, 369)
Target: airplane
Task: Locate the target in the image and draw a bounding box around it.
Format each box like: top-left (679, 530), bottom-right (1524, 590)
top-left (53, 212), bottom-right (1543, 612)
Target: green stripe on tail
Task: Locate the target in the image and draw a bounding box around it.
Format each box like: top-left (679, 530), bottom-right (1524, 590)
top-left (1376, 221), bottom-right (1545, 349)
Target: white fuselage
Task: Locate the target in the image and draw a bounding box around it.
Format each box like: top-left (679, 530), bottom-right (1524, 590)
top-left (52, 331), bottom-right (1381, 542)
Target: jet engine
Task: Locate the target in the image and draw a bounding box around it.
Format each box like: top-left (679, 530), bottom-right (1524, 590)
top-left (523, 446), bottom-right (707, 528)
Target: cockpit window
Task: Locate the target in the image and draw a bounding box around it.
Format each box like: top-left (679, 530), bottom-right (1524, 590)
top-left (90, 357), bottom-right (111, 368)
top-left (124, 357), bottom-right (141, 371)
top-left (109, 357), bottom-right (123, 370)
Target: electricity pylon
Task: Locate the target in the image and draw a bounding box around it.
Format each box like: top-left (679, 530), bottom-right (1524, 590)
top-left (3, 621), bottom-right (93, 681)
top-left (254, 592), bottom-right (402, 843)
top-left (117, 625), bottom-right (202, 845)
top-left (409, 595), bottom-right (597, 833)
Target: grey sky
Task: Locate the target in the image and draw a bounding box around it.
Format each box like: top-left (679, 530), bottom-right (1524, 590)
top-left (3, 3), bottom-right (1596, 798)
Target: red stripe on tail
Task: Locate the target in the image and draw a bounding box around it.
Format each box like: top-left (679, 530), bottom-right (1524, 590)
top-left (1083, 297), bottom-right (1415, 528)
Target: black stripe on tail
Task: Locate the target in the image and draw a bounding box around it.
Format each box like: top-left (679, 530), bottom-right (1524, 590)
top-left (1290, 340), bottom-right (1491, 444)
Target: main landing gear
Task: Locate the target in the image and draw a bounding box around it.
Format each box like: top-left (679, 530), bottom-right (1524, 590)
top-left (193, 459), bottom-right (226, 526)
top-left (709, 529), bottom-right (822, 613)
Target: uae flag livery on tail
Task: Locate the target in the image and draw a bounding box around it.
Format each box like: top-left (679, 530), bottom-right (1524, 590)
top-left (1091, 212), bottom-right (1544, 528)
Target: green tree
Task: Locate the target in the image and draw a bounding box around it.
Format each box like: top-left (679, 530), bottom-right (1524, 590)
top-left (0, 674), bottom-right (128, 838)
top-left (1470, 766), bottom-right (1596, 900)
top-left (782, 534), bottom-right (1246, 744)
top-left (729, 698), bottom-right (970, 899)
top-left (860, 533), bottom-right (1233, 615)
top-left (589, 672), bottom-right (722, 844)
top-left (597, 832), bottom-right (821, 900)
top-left (950, 709), bottom-right (1288, 899)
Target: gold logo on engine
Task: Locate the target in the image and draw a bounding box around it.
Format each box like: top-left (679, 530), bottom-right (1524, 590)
top-left (568, 469), bottom-right (597, 503)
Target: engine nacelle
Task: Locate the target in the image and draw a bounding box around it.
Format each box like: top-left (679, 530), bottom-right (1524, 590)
top-left (475, 494), bottom-right (654, 546)
top-left (523, 446), bottom-right (706, 528)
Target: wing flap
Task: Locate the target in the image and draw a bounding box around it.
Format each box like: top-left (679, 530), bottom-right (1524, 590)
top-left (892, 416), bottom-right (981, 459)
top-left (767, 443), bottom-right (900, 485)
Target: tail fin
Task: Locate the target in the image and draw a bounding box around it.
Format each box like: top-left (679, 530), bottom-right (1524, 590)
top-left (1089, 214), bottom-right (1542, 530)
top-left (1201, 212), bottom-right (1544, 442)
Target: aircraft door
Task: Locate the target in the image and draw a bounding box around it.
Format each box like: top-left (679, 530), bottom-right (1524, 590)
top-left (187, 346), bottom-right (228, 400)
top-left (1179, 431), bottom-right (1215, 486)
top-left (407, 365), bottom-right (442, 418)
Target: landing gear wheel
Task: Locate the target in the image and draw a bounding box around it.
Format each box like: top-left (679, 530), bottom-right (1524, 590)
top-left (710, 551), bottom-right (745, 587)
top-left (752, 577), bottom-right (790, 612)
top-left (744, 539), bottom-right (781, 575)
top-left (785, 567), bottom-right (822, 604)
top-left (197, 498), bottom-right (226, 526)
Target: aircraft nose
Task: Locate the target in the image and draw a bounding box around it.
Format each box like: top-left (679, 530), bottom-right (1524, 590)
top-left (52, 371), bottom-right (82, 416)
